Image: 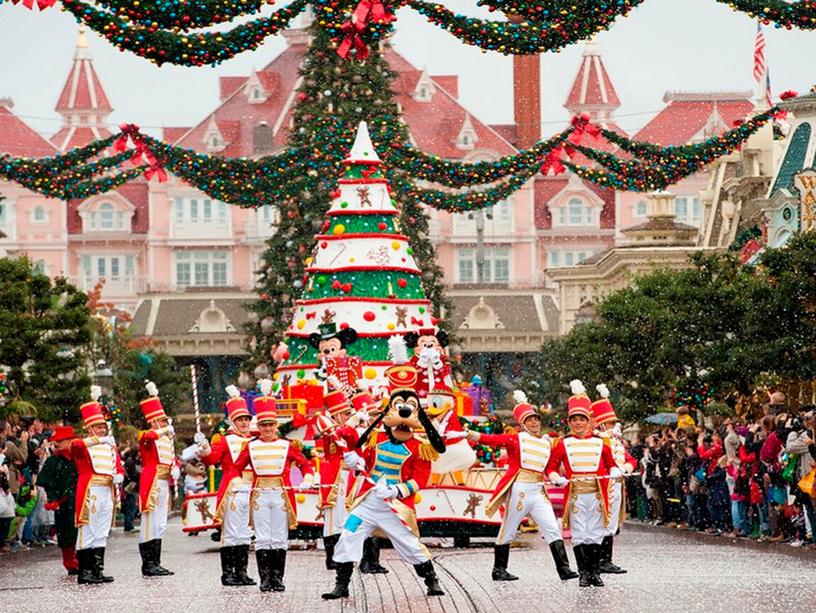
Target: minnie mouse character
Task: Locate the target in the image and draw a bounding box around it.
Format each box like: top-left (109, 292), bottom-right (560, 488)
top-left (404, 327), bottom-right (453, 400)
top-left (309, 323), bottom-right (362, 397)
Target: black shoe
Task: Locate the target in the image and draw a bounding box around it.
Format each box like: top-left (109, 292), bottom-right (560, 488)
top-left (76, 549), bottom-right (104, 585)
top-left (92, 548), bottom-right (114, 583)
top-left (413, 561), bottom-right (445, 596)
top-left (574, 544), bottom-right (591, 588)
top-left (220, 546), bottom-right (242, 586)
top-left (153, 539), bottom-right (174, 575)
top-left (323, 534), bottom-right (340, 571)
top-left (587, 544), bottom-right (605, 587)
top-left (140, 541), bottom-right (169, 577)
top-left (360, 537), bottom-right (389, 574)
top-left (549, 540), bottom-right (578, 581)
top-left (235, 545), bottom-right (257, 586)
top-left (491, 544), bottom-right (518, 581)
top-left (322, 562), bottom-right (354, 599)
top-left (598, 536), bottom-right (626, 574)
top-left (256, 550), bottom-right (273, 592)
top-left (269, 549), bottom-right (286, 592)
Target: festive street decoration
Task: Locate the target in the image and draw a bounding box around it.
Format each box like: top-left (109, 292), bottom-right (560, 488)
top-left (7, 0), bottom-right (816, 65)
top-left (275, 121), bottom-right (437, 386)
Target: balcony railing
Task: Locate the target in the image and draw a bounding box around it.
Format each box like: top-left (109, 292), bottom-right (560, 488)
top-left (72, 276), bottom-right (147, 296)
top-left (169, 219), bottom-right (232, 239)
top-left (451, 217), bottom-right (514, 237)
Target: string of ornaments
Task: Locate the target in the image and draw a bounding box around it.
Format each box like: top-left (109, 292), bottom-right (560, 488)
top-left (0, 107), bottom-right (782, 211)
top-left (6, 0), bottom-right (816, 66)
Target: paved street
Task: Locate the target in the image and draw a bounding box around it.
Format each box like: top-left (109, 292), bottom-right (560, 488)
top-left (2, 519), bottom-right (815, 613)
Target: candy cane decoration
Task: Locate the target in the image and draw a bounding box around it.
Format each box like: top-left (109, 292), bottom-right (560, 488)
top-left (327, 242), bottom-right (347, 266)
top-left (190, 364), bottom-right (201, 435)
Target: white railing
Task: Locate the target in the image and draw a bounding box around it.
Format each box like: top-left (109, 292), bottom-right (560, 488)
top-left (73, 276), bottom-right (146, 295)
top-left (451, 216), bottom-right (514, 237)
top-left (170, 220), bottom-right (232, 239)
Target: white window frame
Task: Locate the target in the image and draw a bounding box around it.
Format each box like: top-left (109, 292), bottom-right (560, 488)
top-left (175, 251), bottom-right (229, 288)
top-left (554, 197), bottom-right (597, 228)
top-left (31, 205), bottom-right (47, 224)
top-left (634, 200), bottom-right (648, 217)
top-left (455, 247), bottom-right (511, 284)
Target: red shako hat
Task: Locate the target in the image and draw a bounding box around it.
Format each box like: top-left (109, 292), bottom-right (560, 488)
top-left (224, 384), bottom-right (251, 421)
top-left (512, 390), bottom-right (538, 426)
top-left (140, 381), bottom-right (167, 422)
top-left (591, 383), bottom-right (618, 425)
top-left (567, 379), bottom-right (592, 419)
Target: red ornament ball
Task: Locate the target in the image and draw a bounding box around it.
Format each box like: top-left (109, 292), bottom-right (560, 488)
top-left (363, 311), bottom-right (376, 322)
top-left (339, 322), bottom-right (349, 330)
top-left (377, 222), bottom-right (387, 231)
top-left (396, 278), bottom-right (407, 288)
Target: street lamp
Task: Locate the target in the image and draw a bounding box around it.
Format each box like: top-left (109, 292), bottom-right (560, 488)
top-left (94, 359), bottom-right (114, 398)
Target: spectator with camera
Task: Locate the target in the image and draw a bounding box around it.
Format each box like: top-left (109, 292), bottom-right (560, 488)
top-left (784, 408), bottom-right (816, 547)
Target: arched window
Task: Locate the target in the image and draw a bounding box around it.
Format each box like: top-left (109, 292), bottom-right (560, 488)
top-left (99, 202), bottom-right (115, 229)
top-left (635, 200), bottom-right (648, 217)
top-left (33, 206), bottom-right (46, 222)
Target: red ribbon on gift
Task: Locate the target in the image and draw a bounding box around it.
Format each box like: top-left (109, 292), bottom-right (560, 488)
top-left (337, 21), bottom-right (370, 60)
top-left (291, 412), bottom-right (318, 440)
top-left (568, 113), bottom-right (601, 145)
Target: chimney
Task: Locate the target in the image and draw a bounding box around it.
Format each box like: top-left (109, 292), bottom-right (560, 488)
top-left (0, 97), bottom-right (13, 110)
top-left (513, 55), bottom-right (541, 149)
top-left (253, 121), bottom-right (273, 155)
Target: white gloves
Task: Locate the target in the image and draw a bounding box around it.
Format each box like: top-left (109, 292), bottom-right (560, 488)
top-left (343, 451), bottom-right (367, 472)
top-left (113, 473), bottom-right (124, 486)
top-left (445, 430), bottom-right (468, 441)
top-left (171, 465), bottom-right (181, 481)
top-left (374, 483), bottom-right (399, 500)
top-left (609, 467), bottom-right (623, 479)
top-left (157, 425), bottom-right (175, 437)
top-left (197, 441), bottom-right (212, 457)
top-left (297, 474), bottom-right (315, 491)
top-left (193, 432), bottom-right (206, 445)
top-left (466, 430), bottom-right (480, 442)
top-left (550, 474), bottom-right (568, 487)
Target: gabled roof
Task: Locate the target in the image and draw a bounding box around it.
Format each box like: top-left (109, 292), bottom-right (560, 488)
top-left (174, 38), bottom-right (515, 161)
top-left (635, 92), bottom-right (754, 146)
top-left (55, 28), bottom-right (112, 114)
top-left (219, 76), bottom-right (246, 101)
top-left (51, 125), bottom-right (112, 151)
top-left (533, 175), bottom-right (615, 230)
top-left (0, 104), bottom-right (57, 157)
top-left (565, 40), bottom-right (620, 114)
top-left (162, 127), bottom-right (192, 142)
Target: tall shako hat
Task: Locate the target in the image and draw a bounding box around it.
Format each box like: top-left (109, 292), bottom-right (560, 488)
top-left (140, 380), bottom-right (167, 422)
top-left (80, 385), bottom-right (106, 429)
top-left (225, 384), bottom-right (251, 421)
top-left (512, 390), bottom-right (538, 426)
top-left (591, 383), bottom-right (618, 425)
top-left (254, 378), bottom-right (278, 423)
top-left (567, 379), bottom-right (592, 419)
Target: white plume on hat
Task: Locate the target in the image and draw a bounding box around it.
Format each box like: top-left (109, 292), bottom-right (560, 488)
top-left (512, 390), bottom-right (528, 405)
top-left (388, 335), bottom-right (409, 365)
top-left (145, 380), bottom-right (159, 397)
top-left (258, 378), bottom-right (273, 397)
top-left (90, 385), bottom-right (102, 401)
top-left (225, 384), bottom-right (241, 399)
top-left (570, 379), bottom-right (586, 395)
top-left (596, 383), bottom-right (610, 399)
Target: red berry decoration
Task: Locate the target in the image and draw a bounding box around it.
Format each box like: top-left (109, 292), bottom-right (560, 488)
top-left (363, 311), bottom-right (376, 322)
top-left (377, 222), bottom-right (387, 231)
top-left (322, 220), bottom-right (331, 232)
top-left (320, 241), bottom-right (328, 249)
top-left (340, 322), bottom-right (349, 330)
top-left (397, 278), bottom-right (407, 288)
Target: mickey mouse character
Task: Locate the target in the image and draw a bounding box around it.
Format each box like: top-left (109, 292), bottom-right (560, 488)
top-left (322, 363), bottom-right (447, 600)
top-left (309, 323), bottom-right (362, 397)
top-left (404, 327), bottom-right (453, 400)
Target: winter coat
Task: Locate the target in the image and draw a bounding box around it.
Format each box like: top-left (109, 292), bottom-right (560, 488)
top-left (0, 490), bottom-right (14, 519)
top-left (785, 431), bottom-right (816, 481)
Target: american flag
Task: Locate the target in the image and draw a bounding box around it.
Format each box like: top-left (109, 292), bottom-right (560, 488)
top-left (765, 71), bottom-right (773, 108)
top-left (753, 22), bottom-right (766, 82)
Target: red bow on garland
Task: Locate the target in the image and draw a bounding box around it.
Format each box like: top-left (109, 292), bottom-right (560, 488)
top-left (352, 0), bottom-right (396, 28)
top-left (114, 123), bottom-right (141, 153)
top-left (144, 163), bottom-right (168, 183)
top-left (568, 113), bottom-right (602, 145)
top-left (14, 0), bottom-right (57, 10)
top-left (337, 21), bottom-right (370, 60)
top-left (540, 143), bottom-right (575, 176)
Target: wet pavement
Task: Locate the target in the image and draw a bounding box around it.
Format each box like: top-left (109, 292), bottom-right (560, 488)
top-left (1, 518), bottom-right (815, 613)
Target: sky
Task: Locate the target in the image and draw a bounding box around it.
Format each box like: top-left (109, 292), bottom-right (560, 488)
top-left (0, 0), bottom-right (814, 141)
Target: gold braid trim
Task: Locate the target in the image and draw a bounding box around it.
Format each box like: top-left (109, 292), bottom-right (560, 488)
top-left (418, 442), bottom-right (440, 462)
top-left (367, 430), bottom-right (379, 449)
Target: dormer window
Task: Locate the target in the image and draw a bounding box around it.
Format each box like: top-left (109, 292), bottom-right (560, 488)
top-left (455, 114), bottom-right (479, 151)
top-left (82, 199), bottom-right (133, 232)
top-left (209, 135), bottom-right (221, 150)
top-left (250, 86), bottom-right (264, 102)
top-left (413, 69), bottom-right (436, 102)
top-left (556, 197), bottom-right (597, 227)
top-left (32, 206), bottom-right (47, 223)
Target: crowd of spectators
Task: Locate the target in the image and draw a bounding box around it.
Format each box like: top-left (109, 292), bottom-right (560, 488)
top-left (625, 396), bottom-right (816, 549)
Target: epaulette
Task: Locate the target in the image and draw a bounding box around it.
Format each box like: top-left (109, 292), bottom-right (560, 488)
top-left (366, 429), bottom-right (379, 449)
top-left (416, 438), bottom-right (440, 462)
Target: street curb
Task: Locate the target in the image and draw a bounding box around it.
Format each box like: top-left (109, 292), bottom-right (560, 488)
top-left (624, 520), bottom-right (816, 560)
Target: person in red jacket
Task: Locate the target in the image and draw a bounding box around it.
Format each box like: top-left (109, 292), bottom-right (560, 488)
top-left (71, 387), bottom-right (125, 585)
top-left (137, 381), bottom-right (176, 577)
top-left (322, 363), bottom-right (447, 600)
top-left (229, 394), bottom-right (315, 592)
top-left (545, 380), bottom-right (620, 588)
top-left (314, 390), bottom-right (365, 571)
top-left (591, 384), bottom-right (636, 574)
top-left (467, 390), bottom-right (577, 582)
top-left (197, 384), bottom-right (256, 586)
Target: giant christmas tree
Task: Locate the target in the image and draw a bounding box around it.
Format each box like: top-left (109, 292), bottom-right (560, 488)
top-left (275, 121), bottom-right (434, 388)
top-left (244, 27), bottom-right (450, 372)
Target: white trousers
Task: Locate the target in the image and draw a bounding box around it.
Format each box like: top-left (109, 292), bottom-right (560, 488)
top-left (496, 481), bottom-right (563, 545)
top-left (323, 469), bottom-right (349, 538)
top-left (570, 492), bottom-right (607, 546)
top-left (140, 479), bottom-right (169, 543)
top-left (253, 488), bottom-right (289, 551)
top-left (334, 494), bottom-right (430, 566)
top-left (222, 486), bottom-right (253, 547)
top-left (605, 480), bottom-right (623, 536)
top-left (76, 485), bottom-right (114, 550)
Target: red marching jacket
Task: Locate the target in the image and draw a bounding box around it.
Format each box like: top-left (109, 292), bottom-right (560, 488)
top-left (545, 434), bottom-right (618, 527)
top-left (229, 437), bottom-right (314, 529)
top-left (71, 439), bottom-right (124, 526)
top-left (199, 432), bottom-right (252, 521)
top-left (349, 431), bottom-right (438, 513)
top-left (316, 425), bottom-right (359, 509)
top-left (477, 431), bottom-right (553, 517)
top-left (138, 429), bottom-right (176, 513)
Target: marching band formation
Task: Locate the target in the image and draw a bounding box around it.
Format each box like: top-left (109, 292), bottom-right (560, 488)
top-left (59, 329), bottom-right (637, 596)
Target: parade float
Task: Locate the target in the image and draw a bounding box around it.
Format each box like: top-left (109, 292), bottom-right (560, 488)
top-left (182, 123), bottom-right (565, 543)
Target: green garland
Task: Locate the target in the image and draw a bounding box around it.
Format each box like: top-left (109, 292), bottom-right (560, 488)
top-left (59, 0), bottom-right (309, 66)
top-left (87, 0), bottom-right (269, 31)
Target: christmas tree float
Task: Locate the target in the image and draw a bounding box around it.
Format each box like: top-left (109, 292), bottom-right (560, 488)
top-left (274, 121), bottom-right (435, 393)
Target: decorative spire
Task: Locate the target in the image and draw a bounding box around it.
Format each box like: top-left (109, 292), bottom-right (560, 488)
top-left (344, 121), bottom-right (381, 164)
top-left (564, 39), bottom-right (620, 120)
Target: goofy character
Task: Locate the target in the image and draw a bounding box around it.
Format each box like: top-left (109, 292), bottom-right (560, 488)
top-left (322, 363), bottom-right (447, 600)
